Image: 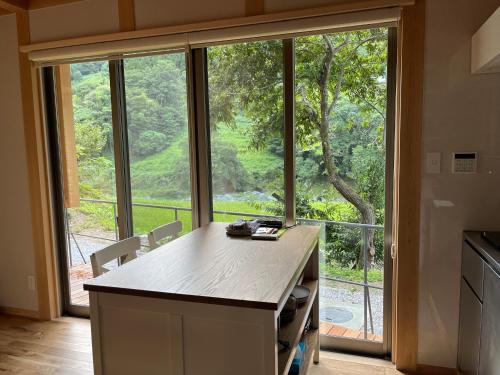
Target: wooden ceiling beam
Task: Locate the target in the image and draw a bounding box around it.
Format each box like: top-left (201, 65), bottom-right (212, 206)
top-left (0, 0), bottom-right (28, 12)
top-left (0, 7), bottom-right (11, 14)
top-left (118, 0), bottom-right (135, 32)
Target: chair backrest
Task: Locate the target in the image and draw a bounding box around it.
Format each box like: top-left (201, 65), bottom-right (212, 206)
top-left (148, 220), bottom-right (182, 250)
top-left (90, 236), bottom-right (141, 277)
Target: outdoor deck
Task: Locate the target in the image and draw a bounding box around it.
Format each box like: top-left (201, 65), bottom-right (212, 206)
top-left (69, 264), bottom-right (91, 306)
top-left (319, 321), bottom-right (382, 342)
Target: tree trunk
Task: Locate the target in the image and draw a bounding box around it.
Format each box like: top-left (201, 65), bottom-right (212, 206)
top-left (318, 36), bottom-right (376, 269)
top-left (318, 117), bottom-right (376, 269)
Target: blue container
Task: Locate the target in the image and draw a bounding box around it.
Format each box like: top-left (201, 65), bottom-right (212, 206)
top-left (289, 341), bottom-right (305, 374)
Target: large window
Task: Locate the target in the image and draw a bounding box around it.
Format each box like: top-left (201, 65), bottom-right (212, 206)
top-left (49, 25), bottom-right (394, 355)
top-left (124, 54), bottom-right (192, 239)
top-left (207, 40), bottom-right (284, 222)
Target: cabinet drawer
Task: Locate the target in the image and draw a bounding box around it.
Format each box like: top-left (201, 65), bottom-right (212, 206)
top-left (457, 278), bottom-right (482, 375)
top-left (462, 241), bottom-right (484, 300)
top-left (479, 264), bottom-right (500, 375)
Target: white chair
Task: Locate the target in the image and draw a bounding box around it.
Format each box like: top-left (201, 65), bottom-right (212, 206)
top-left (90, 236), bottom-right (141, 277)
top-left (148, 221), bottom-right (182, 250)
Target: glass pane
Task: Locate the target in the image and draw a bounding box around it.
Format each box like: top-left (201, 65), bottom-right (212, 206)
top-left (207, 40), bottom-right (284, 222)
top-left (124, 53), bottom-right (192, 250)
top-left (65, 61), bottom-right (117, 307)
top-left (295, 28), bottom-right (389, 343)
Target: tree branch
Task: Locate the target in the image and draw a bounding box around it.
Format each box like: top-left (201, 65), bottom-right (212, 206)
top-left (352, 89), bottom-right (386, 122)
top-left (297, 84), bottom-right (320, 124)
top-left (325, 32), bottom-right (385, 119)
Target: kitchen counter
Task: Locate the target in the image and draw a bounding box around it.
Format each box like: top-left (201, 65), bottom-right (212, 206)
top-left (464, 231), bottom-right (500, 275)
top-left (84, 222), bottom-right (321, 375)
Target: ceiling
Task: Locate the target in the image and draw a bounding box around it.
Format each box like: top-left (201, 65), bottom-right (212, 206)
top-left (0, 0), bottom-right (83, 14)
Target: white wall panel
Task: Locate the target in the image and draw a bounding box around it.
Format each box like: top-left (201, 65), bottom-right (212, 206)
top-left (29, 0), bottom-right (119, 43)
top-left (264, 0), bottom-right (347, 13)
top-left (0, 15), bottom-right (38, 312)
top-left (134, 0), bottom-right (245, 30)
top-left (419, 0), bottom-right (500, 368)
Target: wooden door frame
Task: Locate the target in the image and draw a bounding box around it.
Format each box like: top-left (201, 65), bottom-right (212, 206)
top-left (14, 0), bottom-right (425, 371)
top-left (392, 0), bottom-right (425, 372)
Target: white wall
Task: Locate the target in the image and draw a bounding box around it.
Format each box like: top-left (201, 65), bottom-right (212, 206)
top-left (134, 0), bottom-right (245, 29)
top-left (265, 0), bottom-right (348, 13)
top-left (0, 14), bottom-right (38, 312)
top-left (29, 0), bottom-right (119, 43)
top-left (419, 0), bottom-right (500, 367)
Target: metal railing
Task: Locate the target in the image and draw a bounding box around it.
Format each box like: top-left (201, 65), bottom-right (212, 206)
top-left (66, 197), bottom-right (384, 340)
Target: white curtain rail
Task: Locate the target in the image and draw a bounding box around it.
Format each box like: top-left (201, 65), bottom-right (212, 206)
top-left (29, 7), bottom-right (400, 66)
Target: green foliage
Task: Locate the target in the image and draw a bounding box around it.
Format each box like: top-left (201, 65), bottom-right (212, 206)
top-left (134, 130), bottom-right (168, 157)
top-left (124, 55), bottom-right (188, 158)
top-left (73, 123), bottom-right (115, 197)
top-left (349, 144), bottom-right (385, 209)
top-left (71, 66), bottom-right (113, 147)
top-left (207, 30), bottom-right (388, 216)
top-left (129, 135), bottom-right (191, 199)
top-left (208, 40), bottom-right (284, 147)
top-left (74, 123), bottom-right (107, 160)
top-left (320, 262), bottom-right (383, 283)
top-left (260, 187), bottom-right (384, 267)
top-left (78, 156), bottom-right (115, 197)
top-left (211, 139), bottom-right (250, 193)
top-left (324, 207), bottom-right (385, 268)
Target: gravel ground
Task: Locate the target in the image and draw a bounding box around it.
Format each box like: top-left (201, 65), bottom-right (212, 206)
top-left (320, 281), bottom-right (384, 336)
top-left (67, 230), bottom-right (117, 266)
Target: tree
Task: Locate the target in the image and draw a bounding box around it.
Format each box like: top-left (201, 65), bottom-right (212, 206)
top-left (208, 29), bottom-right (388, 268)
top-left (211, 139), bottom-right (251, 193)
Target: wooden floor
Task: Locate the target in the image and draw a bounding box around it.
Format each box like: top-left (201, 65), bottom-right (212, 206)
top-left (309, 351), bottom-right (405, 375)
top-left (0, 314), bottom-right (92, 374)
top-left (0, 314), bottom-right (401, 374)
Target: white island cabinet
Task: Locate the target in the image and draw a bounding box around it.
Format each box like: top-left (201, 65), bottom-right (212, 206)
top-left (84, 222), bottom-right (320, 375)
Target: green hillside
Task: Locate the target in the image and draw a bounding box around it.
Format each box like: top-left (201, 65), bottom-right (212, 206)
top-left (128, 114), bottom-right (283, 200)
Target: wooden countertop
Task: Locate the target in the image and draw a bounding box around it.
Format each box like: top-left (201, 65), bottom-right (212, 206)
top-left (84, 222), bottom-right (320, 310)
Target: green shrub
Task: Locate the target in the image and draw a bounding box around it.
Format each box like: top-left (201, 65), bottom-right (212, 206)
top-left (133, 130), bottom-right (168, 157)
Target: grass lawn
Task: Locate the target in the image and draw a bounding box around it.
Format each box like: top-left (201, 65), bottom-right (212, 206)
top-left (321, 262), bottom-right (384, 284)
top-left (76, 198), bottom-right (268, 236)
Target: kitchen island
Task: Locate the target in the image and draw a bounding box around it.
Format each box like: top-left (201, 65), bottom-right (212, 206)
top-left (84, 222), bottom-right (320, 375)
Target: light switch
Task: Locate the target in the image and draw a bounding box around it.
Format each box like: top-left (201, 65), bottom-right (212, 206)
top-left (426, 152), bottom-right (441, 174)
top-left (27, 275), bottom-right (36, 291)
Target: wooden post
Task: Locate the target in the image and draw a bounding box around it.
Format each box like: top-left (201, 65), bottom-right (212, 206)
top-left (118, 0), bottom-right (135, 32)
top-left (55, 65), bottom-right (80, 208)
top-left (16, 10), bottom-right (59, 319)
top-left (245, 0), bottom-right (264, 17)
top-left (392, 0), bottom-right (425, 371)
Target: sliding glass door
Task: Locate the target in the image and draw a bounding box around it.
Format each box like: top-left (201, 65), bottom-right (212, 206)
top-left (202, 27), bottom-right (395, 355)
top-left (294, 28), bottom-right (394, 355)
top-left (46, 52), bottom-right (194, 316)
top-left (52, 62), bottom-right (119, 311)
